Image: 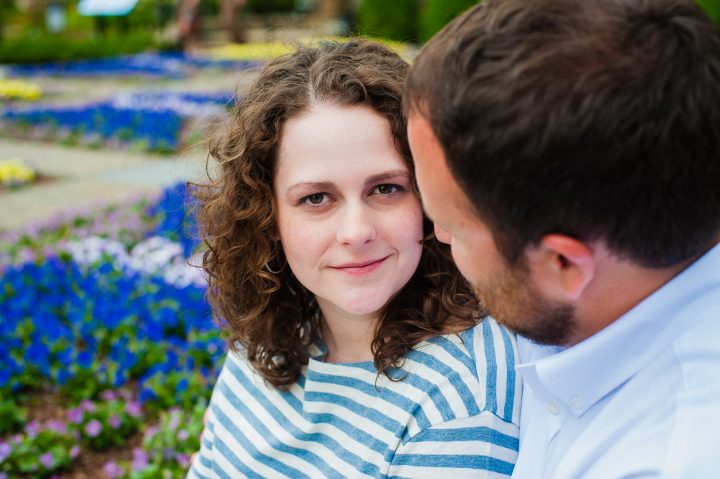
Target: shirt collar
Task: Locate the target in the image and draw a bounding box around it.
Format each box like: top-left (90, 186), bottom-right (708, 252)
top-left (517, 241), bottom-right (720, 417)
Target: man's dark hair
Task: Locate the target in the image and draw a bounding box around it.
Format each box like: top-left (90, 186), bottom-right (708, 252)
top-left (406, 0), bottom-right (720, 267)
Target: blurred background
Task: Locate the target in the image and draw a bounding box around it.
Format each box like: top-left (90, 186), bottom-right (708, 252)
top-left (0, 1), bottom-right (718, 478)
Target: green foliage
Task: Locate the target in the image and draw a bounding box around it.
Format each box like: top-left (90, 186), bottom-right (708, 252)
top-left (0, 32), bottom-right (155, 64)
top-left (70, 398), bottom-right (143, 450)
top-left (696, 0), bottom-right (720, 24)
top-left (246, 0), bottom-right (295, 14)
top-left (419, 0), bottom-right (478, 42)
top-left (128, 0), bottom-right (177, 28)
top-left (0, 428), bottom-right (76, 477)
top-left (357, 0), bottom-right (418, 42)
top-left (0, 399), bottom-right (27, 435)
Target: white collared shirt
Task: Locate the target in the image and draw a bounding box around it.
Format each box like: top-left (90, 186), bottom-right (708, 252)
top-left (512, 242), bottom-right (720, 478)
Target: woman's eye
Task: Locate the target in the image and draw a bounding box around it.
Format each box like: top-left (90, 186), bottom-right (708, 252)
top-left (300, 193), bottom-right (328, 206)
top-left (373, 184), bottom-right (404, 195)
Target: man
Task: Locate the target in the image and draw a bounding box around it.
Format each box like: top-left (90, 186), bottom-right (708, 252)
top-left (405, 0), bottom-right (720, 477)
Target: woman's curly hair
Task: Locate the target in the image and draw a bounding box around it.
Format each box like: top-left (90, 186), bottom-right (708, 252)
top-left (195, 39), bottom-right (483, 389)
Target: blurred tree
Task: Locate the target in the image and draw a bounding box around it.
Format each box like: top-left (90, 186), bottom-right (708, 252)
top-left (220, 0), bottom-right (246, 43)
top-left (0, 0), bottom-right (18, 42)
top-left (696, 0), bottom-right (720, 24)
top-left (357, 0), bottom-right (417, 41)
top-left (419, 0), bottom-right (477, 42)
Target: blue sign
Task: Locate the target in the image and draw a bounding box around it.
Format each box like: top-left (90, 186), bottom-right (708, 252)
top-left (77, 0), bottom-right (139, 16)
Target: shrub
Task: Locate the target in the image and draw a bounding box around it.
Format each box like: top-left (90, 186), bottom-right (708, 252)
top-left (246, 0), bottom-right (295, 14)
top-left (0, 32), bottom-right (154, 64)
top-left (357, 0), bottom-right (418, 42)
top-left (419, 0), bottom-right (479, 42)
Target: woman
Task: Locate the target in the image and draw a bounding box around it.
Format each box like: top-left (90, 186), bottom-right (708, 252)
top-left (188, 40), bottom-right (520, 478)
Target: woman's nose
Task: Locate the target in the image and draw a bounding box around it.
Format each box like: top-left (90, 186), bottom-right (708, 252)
top-left (336, 204), bottom-right (377, 246)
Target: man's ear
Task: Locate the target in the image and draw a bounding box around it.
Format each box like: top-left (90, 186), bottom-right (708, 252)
top-left (526, 234), bottom-right (596, 300)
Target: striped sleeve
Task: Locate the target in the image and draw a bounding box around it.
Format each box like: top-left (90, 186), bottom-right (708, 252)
top-left (186, 401), bottom-right (217, 479)
top-left (386, 410), bottom-right (519, 479)
top-left (186, 368), bottom-right (217, 479)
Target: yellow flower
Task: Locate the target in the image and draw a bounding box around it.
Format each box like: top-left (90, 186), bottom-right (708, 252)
top-left (0, 159), bottom-right (37, 187)
top-left (0, 79), bottom-right (42, 101)
top-left (206, 37), bottom-right (413, 62)
top-left (208, 42), bottom-right (294, 61)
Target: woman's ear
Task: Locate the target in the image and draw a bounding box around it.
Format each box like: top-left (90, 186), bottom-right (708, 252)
top-left (526, 234), bottom-right (596, 301)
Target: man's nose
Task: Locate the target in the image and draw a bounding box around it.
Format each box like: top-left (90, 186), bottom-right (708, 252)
top-left (434, 224), bottom-right (451, 244)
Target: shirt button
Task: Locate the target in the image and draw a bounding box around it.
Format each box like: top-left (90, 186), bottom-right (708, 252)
top-left (570, 395), bottom-right (584, 410)
top-left (546, 400), bottom-right (560, 415)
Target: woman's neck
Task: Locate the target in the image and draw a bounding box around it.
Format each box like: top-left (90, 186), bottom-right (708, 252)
top-left (317, 299), bottom-right (378, 363)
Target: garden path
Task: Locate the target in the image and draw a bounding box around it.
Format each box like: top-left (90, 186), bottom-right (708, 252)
top-left (0, 138), bottom-right (208, 231)
top-left (0, 67), bottom-right (257, 232)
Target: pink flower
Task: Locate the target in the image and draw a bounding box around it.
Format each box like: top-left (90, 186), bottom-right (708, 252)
top-left (85, 419), bottom-right (102, 437)
top-left (70, 445), bottom-right (80, 459)
top-left (125, 401), bottom-right (142, 418)
top-left (176, 453), bottom-right (190, 468)
top-left (103, 461), bottom-right (123, 479)
top-left (108, 415), bottom-right (122, 429)
top-left (44, 419), bottom-right (67, 434)
top-left (0, 442), bottom-right (11, 462)
top-left (80, 400), bottom-right (96, 412)
top-left (25, 420), bottom-right (41, 438)
top-left (67, 407), bottom-right (84, 424)
top-left (100, 390), bottom-right (117, 401)
top-left (39, 452), bottom-right (54, 469)
top-left (131, 447), bottom-right (149, 471)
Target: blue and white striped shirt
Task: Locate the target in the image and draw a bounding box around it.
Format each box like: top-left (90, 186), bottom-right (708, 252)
top-left (187, 317), bottom-right (521, 478)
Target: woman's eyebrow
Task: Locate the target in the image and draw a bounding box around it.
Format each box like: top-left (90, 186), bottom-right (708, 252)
top-left (364, 170), bottom-right (410, 186)
top-left (285, 170), bottom-right (410, 196)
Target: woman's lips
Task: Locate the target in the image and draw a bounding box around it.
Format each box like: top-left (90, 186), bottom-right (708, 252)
top-left (330, 255), bottom-right (391, 275)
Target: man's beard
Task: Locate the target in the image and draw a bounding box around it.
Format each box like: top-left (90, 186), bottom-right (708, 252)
top-left (474, 266), bottom-right (577, 346)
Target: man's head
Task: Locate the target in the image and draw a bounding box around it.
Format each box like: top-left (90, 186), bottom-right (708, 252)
top-left (406, 0), bottom-right (720, 344)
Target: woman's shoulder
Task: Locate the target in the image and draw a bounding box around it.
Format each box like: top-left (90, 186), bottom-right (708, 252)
top-left (402, 316), bottom-right (521, 425)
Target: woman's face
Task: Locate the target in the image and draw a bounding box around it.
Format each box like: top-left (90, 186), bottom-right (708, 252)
top-left (274, 103), bottom-right (424, 321)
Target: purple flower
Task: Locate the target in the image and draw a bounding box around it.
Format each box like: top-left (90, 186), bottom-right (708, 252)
top-left (70, 445), bottom-right (80, 459)
top-left (0, 473), bottom-right (7, 479)
top-left (0, 442), bottom-right (11, 462)
top-left (26, 420), bottom-right (41, 437)
top-left (67, 407), bottom-right (84, 424)
top-left (103, 461), bottom-right (123, 479)
top-left (131, 447), bottom-right (149, 471)
top-left (125, 401), bottom-right (142, 418)
top-left (177, 429), bottom-right (189, 441)
top-left (176, 453), bottom-right (191, 468)
top-left (39, 452), bottom-right (54, 468)
top-left (167, 411), bottom-right (180, 431)
top-left (84, 419), bottom-right (102, 437)
top-left (79, 399), bottom-right (96, 412)
top-left (108, 414), bottom-right (122, 429)
top-left (100, 390), bottom-right (117, 401)
top-left (44, 419), bottom-right (67, 434)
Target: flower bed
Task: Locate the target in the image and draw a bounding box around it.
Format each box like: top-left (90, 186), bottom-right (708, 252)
top-left (0, 79), bottom-right (42, 101)
top-left (208, 37), bottom-right (416, 61)
top-left (0, 159), bottom-right (36, 190)
top-left (6, 52), bottom-right (260, 79)
top-left (0, 183), bottom-right (220, 478)
top-left (0, 91), bottom-right (234, 153)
